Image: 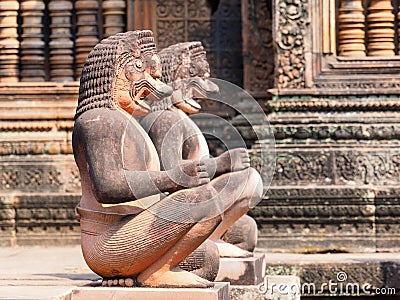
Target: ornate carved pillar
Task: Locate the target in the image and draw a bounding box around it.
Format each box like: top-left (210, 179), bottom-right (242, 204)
top-left (367, 0), bottom-right (395, 56)
top-left (20, 0), bottom-right (46, 82)
top-left (398, 2), bottom-right (400, 54)
top-left (75, 0), bottom-right (100, 80)
top-left (48, 0), bottom-right (74, 82)
top-left (102, 0), bottom-right (126, 38)
top-left (0, 1), bottom-right (19, 82)
top-left (338, 0), bottom-right (366, 56)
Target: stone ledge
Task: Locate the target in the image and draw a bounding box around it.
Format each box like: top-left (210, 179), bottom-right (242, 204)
top-left (70, 282), bottom-right (230, 300)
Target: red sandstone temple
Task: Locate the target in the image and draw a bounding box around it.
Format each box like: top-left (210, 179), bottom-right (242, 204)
top-left (0, 0), bottom-right (399, 297)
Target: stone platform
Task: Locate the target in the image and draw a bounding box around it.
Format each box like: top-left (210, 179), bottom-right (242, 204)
top-left (70, 283), bottom-right (230, 300)
top-left (215, 253), bottom-right (266, 285)
top-left (2, 246), bottom-right (400, 299)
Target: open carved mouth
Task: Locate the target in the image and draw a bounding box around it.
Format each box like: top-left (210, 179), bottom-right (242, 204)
top-left (135, 92), bottom-right (152, 111)
top-left (186, 77), bottom-right (219, 100)
top-left (132, 78), bottom-right (173, 103)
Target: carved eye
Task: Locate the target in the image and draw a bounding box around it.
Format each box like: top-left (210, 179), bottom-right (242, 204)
top-left (189, 64), bottom-right (197, 76)
top-left (135, 59), bottom-right (143, 70)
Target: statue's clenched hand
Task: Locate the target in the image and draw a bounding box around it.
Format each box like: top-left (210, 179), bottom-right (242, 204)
top-left (167, 160), bottom-right (210, 188)
top-left (219, 148), bottom-right (250, 172)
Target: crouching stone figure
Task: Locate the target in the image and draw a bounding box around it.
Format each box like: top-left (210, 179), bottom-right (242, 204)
top-left (141, 41), bottom-right (260, 258)
top-left (73, 30), bottom-right (263, 288)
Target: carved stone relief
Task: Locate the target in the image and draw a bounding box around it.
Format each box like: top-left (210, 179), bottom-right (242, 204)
top-left (155, 0), bottom-right (243, 86)
top-left (242, 0), bottom-right (274, 94)
top-left (275, 0), bottom-right (308, 89)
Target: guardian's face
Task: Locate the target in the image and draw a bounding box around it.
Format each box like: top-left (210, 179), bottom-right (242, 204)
top-left (114, 52), bottom-right (172, 116)
top-left (173, 57), bottom-right (219, 115)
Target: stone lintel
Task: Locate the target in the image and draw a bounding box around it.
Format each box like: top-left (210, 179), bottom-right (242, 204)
top-left (70, 282), bottom-right (230, 300)
top-left (215, 253), bottom-right (266, 285)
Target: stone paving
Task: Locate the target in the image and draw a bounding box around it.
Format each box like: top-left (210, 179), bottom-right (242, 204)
top-left (0, 246), bottom-right (99, 300)
top-left (1, 247), bottom-right (399, 299)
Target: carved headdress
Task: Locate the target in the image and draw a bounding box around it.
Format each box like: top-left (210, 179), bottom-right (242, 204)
top-left (75, 30), bottom-right (157, 119)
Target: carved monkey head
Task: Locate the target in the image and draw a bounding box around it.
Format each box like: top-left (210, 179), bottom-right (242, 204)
top-left (156, 41), bottom-right (219, 115)
top-left (75, 30), bottom-right (172, 119)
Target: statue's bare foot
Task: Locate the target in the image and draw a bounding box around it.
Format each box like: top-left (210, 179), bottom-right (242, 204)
top-left (101, 277), bottom-right (137, 287)
top-left (215, 239), bottom-right (253, 258)
top-left (137, 267), bottom-right (214, 288)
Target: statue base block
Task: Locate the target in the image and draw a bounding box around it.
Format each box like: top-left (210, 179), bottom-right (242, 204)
top-left (70, 282), bottom-right (230, 300)
top-left (215, 253), bottom-right (266, 285)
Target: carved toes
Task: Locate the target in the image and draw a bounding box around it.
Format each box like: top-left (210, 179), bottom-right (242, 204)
top-left (101, 277), bottom-right (137, 287)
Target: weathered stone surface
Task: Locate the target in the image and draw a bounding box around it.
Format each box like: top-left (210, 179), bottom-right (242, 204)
top-left (70, 283), bottom-right (230, 300)
top-left (215, 253), bottom-right (266, 285)
top-left (0, 195), bottom-right (16, 246)
top-left (265, 252), bottom-right (400, 297)
top-left (0, 82), bottom-right (79, 246)
top-left (251, 72), bottom-right (400, 253)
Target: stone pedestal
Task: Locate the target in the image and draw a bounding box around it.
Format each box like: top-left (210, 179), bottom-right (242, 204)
top-left (70, 283), bottom-right (230, 300)
top-left (215, 253), bottom-right (266, 285)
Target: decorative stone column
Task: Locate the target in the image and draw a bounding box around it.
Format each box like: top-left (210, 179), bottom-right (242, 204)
top-left (367, 0), bottom-right (395, 56)
top-left (20, 0), bottom-right (46, 82)
top-left (398, 2), bottom-right (400, 54)
top-left (49, 0), bottom-right (74, 82)
top-left (102, 0), bottom-right (126, 38)
top-left (75, 0), bottom-right (100, 80)
top-left (0, 1), bottom-right (19, 82)
top-left (338, 0), bottom-right (366, 56)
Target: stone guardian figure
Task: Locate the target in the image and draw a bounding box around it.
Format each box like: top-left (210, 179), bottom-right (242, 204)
top-left (73, 31), bottom-right (262, 288)
top-left (141, 41), bottom-right (261, 258)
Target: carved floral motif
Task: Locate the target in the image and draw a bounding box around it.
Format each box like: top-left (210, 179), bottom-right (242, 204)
top-left (272, 124), bottom-right (400, 141)
top-left (276, 0), bottom-right (308, 88)
top-left (336, 152), bottom-right (400, 185)
top-left (273, 153), bottom-right (330, 183)
top-left (0, 164), bottom-right (80, 192)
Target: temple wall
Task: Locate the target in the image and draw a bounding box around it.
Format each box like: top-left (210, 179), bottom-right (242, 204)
top-left (0, 0), bottom-right (251, 246)
top-left (0, 83), bottom-right (80, 246)
top-left (1, 0), bottom-right (398, 254)
top-left (252, 0), bottom-right (400, 253)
